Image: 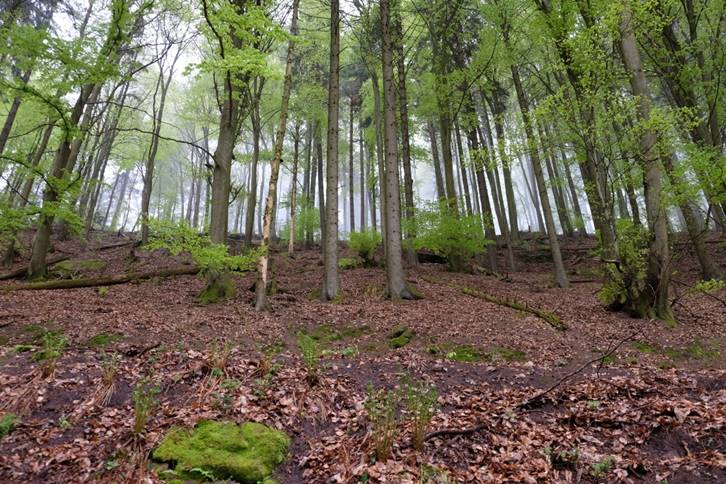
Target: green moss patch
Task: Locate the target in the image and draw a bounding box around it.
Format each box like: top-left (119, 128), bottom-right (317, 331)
top-left (631, 340), bottom-right (657, 354)
top-left (50, 259), bottom-right (107, 279)
top-left (0, 335), bottom-right (8, 346)
top-left (389, 326), bottom-right (415, 348)
top-left (426, 343), bottom-right (526, 363)
top-left (664, 340), bottom-right (720, 361)
top-left (0, 413), bottom-right (19, 437)
top-left (153, 421), bottom-right (289, 483)
top-left (198, 274), bottom-right (236, 305)
top-left (84, 333), bottom-right (123, 348)
top-left (338, 257), bottom-right (362, 269)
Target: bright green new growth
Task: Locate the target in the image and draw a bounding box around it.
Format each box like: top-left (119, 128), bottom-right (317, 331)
top-left (403, 201), bottom-right (491, 271)
top-left (348, 230), bottom-right (382, 266)
top-left (152, 421), bottom-right (289, 483)
top-left (280, 203), bottom-right (320, 243)
top-left (146, 219), bottom-right (261, 277)
top-left (597, 219), bottom-right (649, 315)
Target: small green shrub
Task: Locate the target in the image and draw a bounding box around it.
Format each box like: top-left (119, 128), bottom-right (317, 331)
top-left (402, 377), bottom-right (438, 450)
top-left (591, 456), bottom-right (615, 477)
top-left (0, 412), bottom-right (19, 437)
top-left (403, 201), bottom-right (491, 271)
top-left (132, 377), bottom-right (160, 436)
top-left (297, 332), bottom-right (320, 384)
top-left (33, 331), bottom-right (68, 378)
top-left (338, 257), bottom-right (362, 269)
top-left (280, 202), bottom-right (320, 243)
top-left (364, 384), bottom-right (400, 462)
top-left (349, 230), bottom-right (382, 266)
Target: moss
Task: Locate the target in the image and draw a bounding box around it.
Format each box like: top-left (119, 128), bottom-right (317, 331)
top-left (50, 259), bottom-right (107, 279)
top-left (153, 420), bottom-right (289, 484)
top-left (664, 340), bottom-right (720, 361)
top-left (0, 335), bottom-right (8, 346)
top-left (97, 286), bottom-right (109, 296)
top-left (389, 326), bottom-right (415, 348)
top-left (198, 273), bottom-right (236, 305)
top-left (0, 412), bottom-right (19, 437)
top-left (338, 257), bottom-right (362, 269)
top-left (489, 346), bottom-right (526, 362)
top-left (631, 340), bottom-right (657, 354)
top-left (85, 333), bottom-right (123, 348)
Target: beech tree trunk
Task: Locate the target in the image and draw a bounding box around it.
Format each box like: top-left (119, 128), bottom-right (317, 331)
top-left (380, 0), bottom-right (416, 299)
top-left (321, 0), bottom-right (340, 301)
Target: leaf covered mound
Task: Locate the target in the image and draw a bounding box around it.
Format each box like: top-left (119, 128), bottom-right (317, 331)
top-left (153, 420), bottom-right (289, 483)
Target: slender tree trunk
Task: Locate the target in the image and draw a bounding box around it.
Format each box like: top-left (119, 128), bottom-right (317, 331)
top-left (288, 124), bottom-right (301, 256)
top-left (321, 0), bottom-right (340, 301)
top-left (348, 98), bottom-right (356, 233)
top-left (428, 122), bottom-right (446, 200)
top-left (245, 98), bottom-right (262, 246)
top-left (454, 121), bottom-right (473, 215)
top-left (511, 63), bottom-right (568, 287)
top-left (359, 115), bottom-right (366, 230)
top-left (256, 0), bottom-right (299, 310)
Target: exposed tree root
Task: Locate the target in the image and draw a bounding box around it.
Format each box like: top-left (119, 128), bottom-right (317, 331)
top-left (0, 266), bottom-right (200, 291)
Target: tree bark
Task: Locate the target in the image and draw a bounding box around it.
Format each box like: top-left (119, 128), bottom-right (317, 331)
top-left (321, 0), bottom-right (340, 301)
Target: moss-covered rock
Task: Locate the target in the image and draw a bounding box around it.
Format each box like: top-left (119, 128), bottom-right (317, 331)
top-left (153, 420), bottom-right (289, 483)
top-left (389, 326), bottom-right (414, 348)
top-left (50, 259), bottom-right (107, 279)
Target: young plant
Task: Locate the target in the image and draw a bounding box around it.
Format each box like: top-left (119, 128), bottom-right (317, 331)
top-left (403, 377), bottom-right (438, 450)
top-left (364, 384), bottom-right (401, 462)
top-left (33, 331), bottom-right (68, 378)
top-left (297, 332), bottom-right (320, 385)
top-left (349, 230), bottom-right (382, 266)
top-left (132, 377), bottom-right (160, 436)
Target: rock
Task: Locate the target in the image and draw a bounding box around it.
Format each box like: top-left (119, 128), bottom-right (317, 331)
top-left (49, 259), bottom-right (106, 279)
top-left (153, 420), bottom-right (289, 483)
top-left (389, 326), bottom-right (414, 348)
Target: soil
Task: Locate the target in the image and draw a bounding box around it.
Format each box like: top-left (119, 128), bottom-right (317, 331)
top-left (0, 230), bottom-right (724, 482)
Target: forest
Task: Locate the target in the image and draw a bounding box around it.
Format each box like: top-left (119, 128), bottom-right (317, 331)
top-left (0, 0), bottom-right (725, 482)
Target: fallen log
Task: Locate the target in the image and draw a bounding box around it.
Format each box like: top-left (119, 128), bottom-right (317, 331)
top-left (0, 254), bottom-right (70, 281)
top-left (0, 266), bottom-right (200, 291)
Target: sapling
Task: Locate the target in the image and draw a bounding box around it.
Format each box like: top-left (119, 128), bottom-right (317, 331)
top-left (98, 352), bottom-right (121, 406)
top-left (364, 384), bottom-right (401, 462)
top-left (132, 377), bottom-right (160, 436)
top-left (297, 331), bottom-right (320, 384)
top-left (33, 331), bottom-right (68, 378)
top-left (403, 377), bottom-right (438, 450)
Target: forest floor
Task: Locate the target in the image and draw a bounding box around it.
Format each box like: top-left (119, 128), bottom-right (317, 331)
top-left (0, 230), bottom-right (724, 483)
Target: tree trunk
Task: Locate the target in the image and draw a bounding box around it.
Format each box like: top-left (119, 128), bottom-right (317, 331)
top-left (511, 63), bottom-right (568, 288)
top-left (381, 0), bottom-right (416, 299)
top-left (255, 0), bottom-right (299, 310)
top-left (428, 121), bottom-right (446, 200)
top-left (321, 0), bottom-right (340, 301)
top-left (618, 5), bottom-right (672, 318)
top-left (348, 97), bottom-right (356, 233)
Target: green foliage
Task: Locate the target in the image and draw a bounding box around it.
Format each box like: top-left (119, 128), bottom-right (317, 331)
top-left (403, 202), bottom-right (490, 271)
top-left (402, 377), bottom-right (438, 451)
top-left (280, 202), bottom-right (320, 243)
top-left (33, 331), bottom-right (68, 378)
top-left (591, 456), bottom-right (615, 477)
top-left (597, 219), bottom-right (648, 310)
top-left (338, 257), bottom-right (362, 269)
top-left (364, 384), bottom-right (400, 462)
top-left (297, 331), bottom-right (320, 383)
top-left (0, 413), bottom-right (19, 437)
top-left (132, 377), bottom-right (160, 435)
top-left (348, 230), bottom-right (382, 266)
top-left (152, 421), bottom-right (290, 483)
top-left (84, 333), bottom-right (123, 348)
top-left (146, 219), bottom-right (261, 277)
